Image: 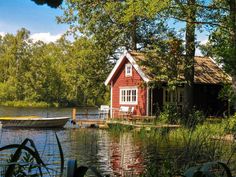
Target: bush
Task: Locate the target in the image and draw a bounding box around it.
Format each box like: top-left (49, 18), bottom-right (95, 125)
top-left (224, 114), bottom-right (236, 137)
top-left (158, 104), bottom-right (181, 124)
top-left (185, 109), bottom-right (206, 129)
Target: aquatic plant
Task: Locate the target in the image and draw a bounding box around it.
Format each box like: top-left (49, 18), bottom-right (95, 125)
top-left (0, 133), bottom-right (104, 177)
top-left (0, 133), bottom-right (64, 177)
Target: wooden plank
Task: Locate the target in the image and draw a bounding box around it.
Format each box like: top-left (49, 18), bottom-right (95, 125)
top-left (106, 120), bottom-right (180, 129)
top-left (76, 119), bottom-right (106, 126)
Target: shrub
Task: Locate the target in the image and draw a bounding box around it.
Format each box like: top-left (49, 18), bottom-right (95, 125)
top-left (224, 114), bottom-right (236, 137)
top-left (185, 109), bottom-right (206, 129)
top-left (158, 104), bottom-right (181, 124)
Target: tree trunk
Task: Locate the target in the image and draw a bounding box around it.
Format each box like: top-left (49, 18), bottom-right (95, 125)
top-left (183, 0), bottom-right (196, 119)
top-left (229, 0), bottom-right (236, 112)
top-left (131, 18), bottom-right (137, 51)
top-left (229, 0), bottom-right (236, 71)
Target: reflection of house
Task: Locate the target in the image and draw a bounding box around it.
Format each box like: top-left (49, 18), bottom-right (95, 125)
top-left (105, 51), bottom-right (231, 117)
top-left (109, 133), bottom-right (144, 176)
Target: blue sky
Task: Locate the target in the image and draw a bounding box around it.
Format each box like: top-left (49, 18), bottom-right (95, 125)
top-left (0, 0), bottom-right (68, 42)
top-left (0, 0), bottom-right (207, 55)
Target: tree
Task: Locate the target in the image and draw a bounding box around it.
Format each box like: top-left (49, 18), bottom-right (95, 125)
top-left (0, 29), bottom-right (111, 106)
top-left (199, 0), bottom-right (236, 107)
top-left (0, 28), bottom-right (32, 101)
top-left (31, 0), bottom-right (63, 8)
top-left (58, 0), bottom-right (170, 54)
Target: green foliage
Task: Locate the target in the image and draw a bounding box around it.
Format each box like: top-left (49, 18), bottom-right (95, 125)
top-left (185, 109), bottom-right (206, 129)
top-left (31, 0), bottom-right (63, 8)
top-left (224, 114), bottom-right (236, 136)
top-left (58, 0), bottom-right (170, 51)
top-left (0, 101), bottom-right (51, 108)
top-left (158, 104), bottom-right (181, 124)
top-left (219, 84), bottom-right (236, 102)
top-left (199, 1), bottom-right (236, 76)
top-left (140, 36), bottom-right (185, 87)
top-left (0, 29), bottom-right (110, 107)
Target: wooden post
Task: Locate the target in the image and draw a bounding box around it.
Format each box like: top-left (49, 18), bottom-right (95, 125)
top-left (72, 108), bottom-right (76, 124)
top-left (85, 109), bottom-right (88, 119)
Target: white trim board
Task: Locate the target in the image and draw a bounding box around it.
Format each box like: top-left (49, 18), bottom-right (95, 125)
top-left (104, 51), bottom-right (150, 85)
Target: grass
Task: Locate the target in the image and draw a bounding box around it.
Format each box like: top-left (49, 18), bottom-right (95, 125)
top-left (107, 114), bottom-right (236, 176)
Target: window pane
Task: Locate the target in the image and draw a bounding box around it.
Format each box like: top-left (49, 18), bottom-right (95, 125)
top-left (127, 67), bottom-right (130, 74)
top-left (125, 64), bottom-right (132, 76)
top-left (179, 90), bottom-right (184, 103)
top-left (132, 90), bottom-right (136, 101)
top-left (165, 90), bottom-right (169, 102)
top-left (120, 88), bottom-right (137, 104)
top-left (172, 91), bottom-right (176, 102)
top-left (122, 90), bottom-right (126, 102)
top-left (127, 90), bottom-right (131, 101)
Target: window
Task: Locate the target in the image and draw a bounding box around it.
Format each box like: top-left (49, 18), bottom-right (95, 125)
top-left (163, 88), bottom-right (184, 105)
top-left (125, 64), bottom-right (132, 77)
top-left (120, 87), bottom-right (138, 105)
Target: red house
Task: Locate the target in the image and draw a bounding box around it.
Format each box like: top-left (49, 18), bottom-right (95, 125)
top-left (105, 51), bottom-right (231, 117)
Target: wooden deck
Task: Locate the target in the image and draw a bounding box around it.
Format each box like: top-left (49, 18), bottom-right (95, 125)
top-left (76, 119), bottom-right (106, 127)
top-left (106, 120), bottom-right (180, 129)
top-left (71, 108), bottom-right (180, 129)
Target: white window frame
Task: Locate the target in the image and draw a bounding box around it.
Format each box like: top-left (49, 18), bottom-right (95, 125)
top-left (163, 88), bottom-right (184, 105)
top-left (125, 64), bottom-right (132, 77)
top-left (119, 87), bottom-right (138, 105)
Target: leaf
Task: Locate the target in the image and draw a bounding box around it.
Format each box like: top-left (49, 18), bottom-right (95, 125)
top-left (0, 140), bottom-right (48, 177)
top-left (55, 133), bottom-right (64, 176)
top-left (5, 139), bottom-right (35, 177)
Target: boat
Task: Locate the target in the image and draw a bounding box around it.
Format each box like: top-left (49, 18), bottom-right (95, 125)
top-left (0, 116), bottom-right (70, 128)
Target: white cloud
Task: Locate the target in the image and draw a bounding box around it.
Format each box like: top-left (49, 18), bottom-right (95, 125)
top-left (0, 32), bottom-right (5, 36)
top-left (199, 39), bottom-right (208, 45)
top-left (30, 32), bottom-right (62, 43)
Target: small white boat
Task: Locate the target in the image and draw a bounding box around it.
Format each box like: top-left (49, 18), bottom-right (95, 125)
top-left (0, 116), bottom-right (70, 128)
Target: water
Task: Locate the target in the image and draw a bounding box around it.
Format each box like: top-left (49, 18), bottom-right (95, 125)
top-left (0, 106), bottom-right (97, 118)
top-left (0, 127), bottom-right (152, 176)
top-left (0, 106), bottom-right (234, 176)
top-left (0, 106), bottom-right (154, 176)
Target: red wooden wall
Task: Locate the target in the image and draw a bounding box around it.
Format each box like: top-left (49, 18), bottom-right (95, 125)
top-left (111, 57), bottom-right (147, 116)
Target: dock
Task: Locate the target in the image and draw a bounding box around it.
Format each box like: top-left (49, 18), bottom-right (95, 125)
top-left (71, 108), bottom-right (108, 128)
top-left (70, 108), bottom-right (180, 130)
top-left (106, 120), bottom-right (180, 130)
top-left (76, 119), bottom-right (107, 128)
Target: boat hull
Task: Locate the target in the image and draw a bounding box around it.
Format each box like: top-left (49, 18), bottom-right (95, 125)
top-left (0, 117), bottom-right (70, 128)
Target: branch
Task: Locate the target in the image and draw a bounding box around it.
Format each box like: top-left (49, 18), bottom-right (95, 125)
top-left (161, 15), bottom-right (228, 30)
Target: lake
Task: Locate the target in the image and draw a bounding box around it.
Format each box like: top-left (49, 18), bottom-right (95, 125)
top-left (0, 106), bottom-right (156, 176)
top-left (0, 106), bottom-right (234, 176)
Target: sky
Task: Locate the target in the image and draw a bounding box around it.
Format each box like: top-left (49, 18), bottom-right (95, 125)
top-left (0, 0), bottom-right (208, 55)
top-left (0, 0), bottom-right (68, 43)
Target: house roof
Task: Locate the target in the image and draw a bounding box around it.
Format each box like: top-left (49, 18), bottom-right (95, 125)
top-left (105, 51), bottom-right (231, 86)
top-left (194, 56), bottom-right (231, 84)
top-left (104, 51), bottom-right (150, 85)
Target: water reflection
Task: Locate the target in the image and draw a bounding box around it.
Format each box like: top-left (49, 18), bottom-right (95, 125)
top-left (64, 129), bottom-right (147, 176)
top-left (0, 127), bottom-right (149, 176)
